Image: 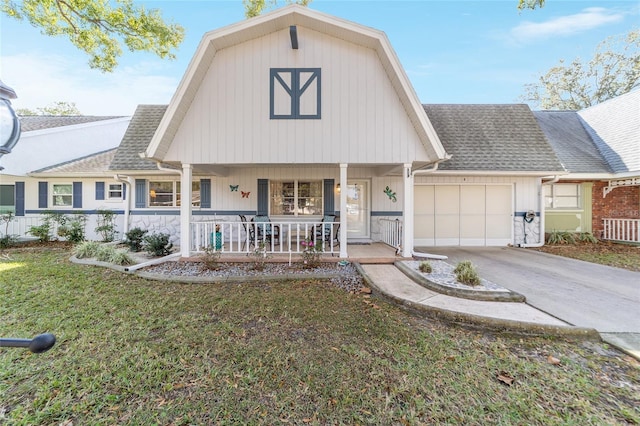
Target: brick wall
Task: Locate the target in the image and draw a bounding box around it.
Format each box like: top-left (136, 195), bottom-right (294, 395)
top-left (591, 182), bottom-right (640, 237)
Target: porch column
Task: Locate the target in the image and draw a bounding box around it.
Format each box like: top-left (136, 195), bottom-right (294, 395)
top-left (402, 164), bottom-right (414, 258)
top-left (180, 163), bottom-right (192, 258)
top-left (339, 163), bottom-right (348, 258)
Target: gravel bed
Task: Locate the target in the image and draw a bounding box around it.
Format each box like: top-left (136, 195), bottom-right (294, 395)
top-left (402, 260), bottom-right (509, 292)
top-left (142, 261), bottom-right (366, 293)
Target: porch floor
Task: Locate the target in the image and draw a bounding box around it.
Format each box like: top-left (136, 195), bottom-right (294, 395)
top-left (190, 242), bottom-right (403, 264)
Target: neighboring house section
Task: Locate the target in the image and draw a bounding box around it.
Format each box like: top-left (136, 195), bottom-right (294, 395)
top-left (535, 90), bottom-right (640, 241)
top-left (0, 115), bottom-right (130, 240)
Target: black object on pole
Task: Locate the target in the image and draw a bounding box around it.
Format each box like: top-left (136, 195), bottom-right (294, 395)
top-left (0, 333), bottom-right (56, 353)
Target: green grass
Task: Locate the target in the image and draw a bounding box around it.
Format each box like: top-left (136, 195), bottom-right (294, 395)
top-left (1, 247), bottom-right (639, 425)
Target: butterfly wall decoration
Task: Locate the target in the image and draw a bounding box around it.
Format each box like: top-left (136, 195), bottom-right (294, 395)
top-left (384, 186), bottom-right (397, 202)
top-left (241, 191), bottom-right (250, 198)
top-left (229, 184), bottom-right (239, 192)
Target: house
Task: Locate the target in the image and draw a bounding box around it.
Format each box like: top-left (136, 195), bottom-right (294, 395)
top-left (535, 89), bottom-right (640, 242)
top-left (0, 115), bottom-right (131, 239)
top-left (9, 5), bottom-right (624, 256)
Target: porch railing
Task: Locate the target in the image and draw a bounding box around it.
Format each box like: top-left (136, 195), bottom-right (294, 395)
top-left (191, 221), bottom-right (340, 255)
top-left (380, 218), bottom-right (402, 249)
top-left (602, 218), bottom-right (640, 243)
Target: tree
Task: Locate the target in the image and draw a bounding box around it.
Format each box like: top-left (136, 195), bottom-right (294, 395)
top-left (518, 0), bottom-right (545, 10)
top-left (17, 101), bottom-right (81, 116)
top-left (522, 29), bottom-right (640, 110)
top-left (1, 0), bottom-right (185, 73)
top-left (243, 0), bottom-right (312, 19)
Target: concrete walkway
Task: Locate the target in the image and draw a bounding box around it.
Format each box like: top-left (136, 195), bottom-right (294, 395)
top-left (360, 264), bottom-right (599, 340)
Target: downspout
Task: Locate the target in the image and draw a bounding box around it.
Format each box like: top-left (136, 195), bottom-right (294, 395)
top-left (520, 175), bottom-right (560, 248)
top-left (410, 158), bottom-right (450, 260)
top-left (114, 174), bottom-right (134, 240)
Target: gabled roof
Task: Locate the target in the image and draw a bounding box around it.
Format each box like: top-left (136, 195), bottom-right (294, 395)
top-left (144, 4), bottom-right (447, 163)
top-left (578, 89), bottom-right (640, 173)
top-left (110, 105), bottom-right (168, 171)
top-left (424, 104), bottom-right (565, 173)
top-left (19, 115), bottom-right (125, 132)
top-left (533, 111), bottom-right (611, 174)
top-left (30, 148), bottom-right (117, 176)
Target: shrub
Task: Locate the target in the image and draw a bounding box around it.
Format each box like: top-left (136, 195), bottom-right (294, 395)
top-left (578, 232), bottom-right (598, 244)
top-left (546, 230), bottom-right (577, 245)
top-left (300, 237), bottom-right (322, 268)
top-left (250, 242), bottom-right (270, 271)
top-left (125, 227), bottom-right (148, 252)
top-left (109, 249), bottom-right (134, 266)
top-left (62, 214), bottom-right (87, 243)
top-left (200, 245), bottom-right (222, 270)
top-left (28, 222), bottom-right (52, 242)
top-left (73, 241), bottom-right (101, 259)
top-left (143, 232), bottom-right (173, 257)
top-left (454, 260), bottom-right (481, 286)
top-left (96, 244), bottom-right (116, 262)
top-left (418, 261), bottom-right (432, 274)
top-left (0, 212), bottom-right (18, 248)
top-left (95, 210), bottom-right (118, 242)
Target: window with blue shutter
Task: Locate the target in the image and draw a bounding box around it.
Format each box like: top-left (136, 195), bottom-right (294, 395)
top-left (135, 179), bottom-right (146, 208)
top-left (15, 182), bottom-right (25, 216)
top-left (95, 182), bottom-right (105, 200)
top-left (323, 179), bottom-right (335, 215)
top-left (257, 179), bottom-right (268, 216)
top-left (73, 182), bottom-right (82, 208)
top-left (200, 179), bottom-right (211, 209)
top-left (38, 182), bottom-right (48, 208)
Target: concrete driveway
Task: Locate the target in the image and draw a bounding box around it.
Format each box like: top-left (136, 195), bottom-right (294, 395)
top-left (420, 247), bottom-right (640, 357)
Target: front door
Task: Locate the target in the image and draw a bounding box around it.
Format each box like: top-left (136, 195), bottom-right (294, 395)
top-left (346, 180), bottom-right (370, 239)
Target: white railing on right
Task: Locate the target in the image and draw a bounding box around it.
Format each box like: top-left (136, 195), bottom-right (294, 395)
top-left (380, 218), bottom-right (402, 249)
top-left (602, 218), bottom-right (640, 243)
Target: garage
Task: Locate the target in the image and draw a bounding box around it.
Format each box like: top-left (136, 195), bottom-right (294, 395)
top-left (414, 184), bottom-right (513, 246)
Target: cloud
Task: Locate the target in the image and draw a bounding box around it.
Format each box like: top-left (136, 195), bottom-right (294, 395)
top-left (2, 53), bottom-right (179, 116)
top-left (510, 7), bottom-right (624, 44)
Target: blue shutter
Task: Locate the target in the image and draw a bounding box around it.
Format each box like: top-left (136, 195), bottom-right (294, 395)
top-left (257, 179), bottom-right (268, 216)
top-left (200, 179), bottom-right (211, 209)
top-left (95, 182), bottom-right (105, 200)
top-left (15, 182), bottom-right (25, 216)
top-left (122, 183), bottom-right (126, 200)
top-left (323, 179), bottom-right (334, 215)
top-left (135, 179), bottom-right (146, 208)
top-left (38, 182), bottom-right (48, 208)
top-left (73, 182), bottom-right (82, 208)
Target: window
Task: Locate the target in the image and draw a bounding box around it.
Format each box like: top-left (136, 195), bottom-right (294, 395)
top-left (53, 184), bottom-right (73, 207)
top-left (270, 68), bottom-right (321, 119)
top-left (108, 183), bottom-right (123, 200)
top-left (149, 181), bottom-right (201, 207)
top-left (270, 180), bottom-right (322, 216)
top-left (544, 184), bottom-right (581, 209)
top-left (0, 184), bottom-right (14, 214)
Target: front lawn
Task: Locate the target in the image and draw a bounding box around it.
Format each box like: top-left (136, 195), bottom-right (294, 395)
top-left (1, 247), bottom-right (639, 424)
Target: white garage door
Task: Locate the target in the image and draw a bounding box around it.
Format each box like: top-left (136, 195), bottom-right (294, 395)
top-left (414, 184), bottom-right (513, 246)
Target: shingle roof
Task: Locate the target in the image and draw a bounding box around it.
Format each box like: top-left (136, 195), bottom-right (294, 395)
top-left (19, 115), bottom-right (124, 132)
top-left (533, 111), bottom-right (611, 174)
top-left (423, 104), bottom-right (565, 172)
top-left (109, 105), bottom-right (168, 171)
top-left (578, 89), bottom-right (640, 173)
top-left (31, 148), bottom-right (117, 174)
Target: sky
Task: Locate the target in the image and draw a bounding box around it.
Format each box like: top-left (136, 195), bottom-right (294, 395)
top-left (1, 0), bottom-right (638, 116)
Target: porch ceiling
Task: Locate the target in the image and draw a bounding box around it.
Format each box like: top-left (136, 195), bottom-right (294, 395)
top-left (182, 162), bottom-right (418, 177)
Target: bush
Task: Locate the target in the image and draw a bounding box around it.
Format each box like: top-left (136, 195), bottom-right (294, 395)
top-left (578, 232), bottom-right (598, 244)
top-left (418, 261), bottom-right (432, 274)
top-left (200, 246), bottom-right (222, 270)
top-left (28, 222), bottom-right (52, 242)
top-left (125, 228), bottom-right (147, 252)
top-left (454, 260), bottom-right (481, 286)
top-left (143, 232), bottom-right (173, 257)
top-left (95, 210), bottom-right (118, 242)
top-left (546, 230), bottom-right (577, 245)
top-left (300, 238), bottom-right (322, 268)
top-left (73, 241), bottom-right (101, 259)
top-left (96, 244), bottom-right (116, 262)
top-left (0, 234), bottom-right (19, 249)
top-left (109, 249), bottom-right (134, 266)
top-left (250, 242), bottom-right (270, 271)
top-left (62, 214), bottom-right (87, 244)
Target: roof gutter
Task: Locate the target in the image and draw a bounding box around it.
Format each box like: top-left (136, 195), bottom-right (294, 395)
top-left (114, 174), bottom-right (135, 240)
top-left (519, 175), bottom-right (560, 248)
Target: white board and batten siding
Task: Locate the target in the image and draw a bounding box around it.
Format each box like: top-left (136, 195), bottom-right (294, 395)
top-left (164, 26), bottom-right (431, 166)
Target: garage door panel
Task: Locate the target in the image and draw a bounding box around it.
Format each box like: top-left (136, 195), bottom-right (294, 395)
top-left (415, 184), bottom-right (513, 247)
